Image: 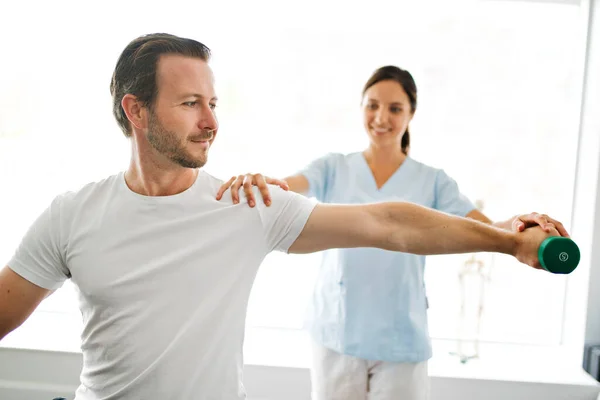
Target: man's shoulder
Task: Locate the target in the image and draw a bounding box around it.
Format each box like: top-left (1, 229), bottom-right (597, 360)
top-left (197, 170), bottom-right (225, 189)
top-left (217, 183), bottom-right (301, 207)
top-left (53, 173), bottom-right (123, 209)
top-left (265, 184), bottom-right (307, 202)
top-left (259, 185), bottom-right (317, 217)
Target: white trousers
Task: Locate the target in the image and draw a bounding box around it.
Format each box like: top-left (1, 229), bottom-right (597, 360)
top-left (310, 341), bottom-right (430, 400)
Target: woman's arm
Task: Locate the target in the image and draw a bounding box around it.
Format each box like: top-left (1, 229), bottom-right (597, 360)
top-left (466, 209), bottom-right (569, 237)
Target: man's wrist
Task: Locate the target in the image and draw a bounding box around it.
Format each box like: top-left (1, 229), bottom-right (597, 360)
top-left (492, 216), bottom-right (516, 231)
top-left (504, 230), bottom-right (519, 258)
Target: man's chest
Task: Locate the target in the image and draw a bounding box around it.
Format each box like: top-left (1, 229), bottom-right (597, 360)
top-left (64, 207), bottom-right (265, 303)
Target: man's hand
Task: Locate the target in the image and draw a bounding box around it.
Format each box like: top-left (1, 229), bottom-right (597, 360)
top-left (513, 225), bottom-right (562, 269)
top-left (216, 173), bottom-right (289, 207)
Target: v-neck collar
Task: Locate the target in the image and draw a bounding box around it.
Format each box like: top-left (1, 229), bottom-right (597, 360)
top-left (358, 153), bottom-right (412, 192)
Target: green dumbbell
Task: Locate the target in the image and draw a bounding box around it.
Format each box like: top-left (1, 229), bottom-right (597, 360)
top-left (538, 237), bottom-right (580, 274)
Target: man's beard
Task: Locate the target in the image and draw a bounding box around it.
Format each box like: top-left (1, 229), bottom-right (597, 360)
top-left (147, 111), bottom-right (213, 169)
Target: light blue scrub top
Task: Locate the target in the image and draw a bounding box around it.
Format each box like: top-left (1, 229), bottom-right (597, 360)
top-left (301, 152), bottom-right (475, 363)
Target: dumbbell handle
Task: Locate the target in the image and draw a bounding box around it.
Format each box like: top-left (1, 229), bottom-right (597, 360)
top-left (538, 236), bottom-right (580, 274)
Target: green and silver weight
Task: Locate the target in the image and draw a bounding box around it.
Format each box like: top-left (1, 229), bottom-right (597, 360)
top-left (538, 237), bottom-right (580, 274)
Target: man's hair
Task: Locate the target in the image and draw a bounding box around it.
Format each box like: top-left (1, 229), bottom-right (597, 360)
top-left (110, 33), bottom-right (211, 137)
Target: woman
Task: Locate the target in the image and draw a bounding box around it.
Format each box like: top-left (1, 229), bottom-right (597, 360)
top-left (217, 66), bottom-right (566, 400)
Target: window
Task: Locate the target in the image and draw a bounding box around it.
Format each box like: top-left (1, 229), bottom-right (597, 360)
top-left (0, 0), bottom-right (587, 352)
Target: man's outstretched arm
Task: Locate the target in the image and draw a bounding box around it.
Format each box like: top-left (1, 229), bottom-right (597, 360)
top-left (289, 202), bottom-right (558, 269)
top-left (0, 266), bottom-right (51, 340)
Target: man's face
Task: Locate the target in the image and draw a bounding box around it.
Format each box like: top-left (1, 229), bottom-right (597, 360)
top-left (146, 54), bottom-right (218, 169)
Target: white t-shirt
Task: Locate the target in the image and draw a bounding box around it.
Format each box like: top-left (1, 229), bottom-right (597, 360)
top-left (8, 170), bottom-right (316, 400)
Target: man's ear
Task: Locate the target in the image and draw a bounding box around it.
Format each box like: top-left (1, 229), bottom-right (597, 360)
top-left (121, 94), bottom-right (148, 130)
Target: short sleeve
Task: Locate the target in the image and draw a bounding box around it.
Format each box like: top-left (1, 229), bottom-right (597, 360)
top-left (254, 186), bottom-right (317, 253)
top-left (8, 195), bottom-right (70, 290)
top-left (433, 170), bottom-right (476, 217)
top-left (297, 153), bottom-right (340, 201)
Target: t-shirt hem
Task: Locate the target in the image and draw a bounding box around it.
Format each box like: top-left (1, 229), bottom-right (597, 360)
top-left (280, 200), bottom-right (318, 253)
top-left (7, 259), bottom-right (65, 290)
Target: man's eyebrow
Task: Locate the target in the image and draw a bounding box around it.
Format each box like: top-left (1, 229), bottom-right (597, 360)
top-left (180, 93), bottom-right (218, 102)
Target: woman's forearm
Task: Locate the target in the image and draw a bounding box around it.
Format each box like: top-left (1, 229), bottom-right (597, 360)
top-left (283, 174), bottom-right (311, 195)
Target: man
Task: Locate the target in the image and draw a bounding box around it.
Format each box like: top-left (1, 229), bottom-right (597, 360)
top-left (0, 33), bottom-right (565, 399)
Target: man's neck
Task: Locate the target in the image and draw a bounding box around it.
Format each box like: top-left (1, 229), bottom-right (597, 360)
top-left (124, 158), bottom-right (199, 197)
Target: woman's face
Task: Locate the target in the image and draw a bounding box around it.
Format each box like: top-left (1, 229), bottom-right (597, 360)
top-left (362, 80), bottom-right (414, 149)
